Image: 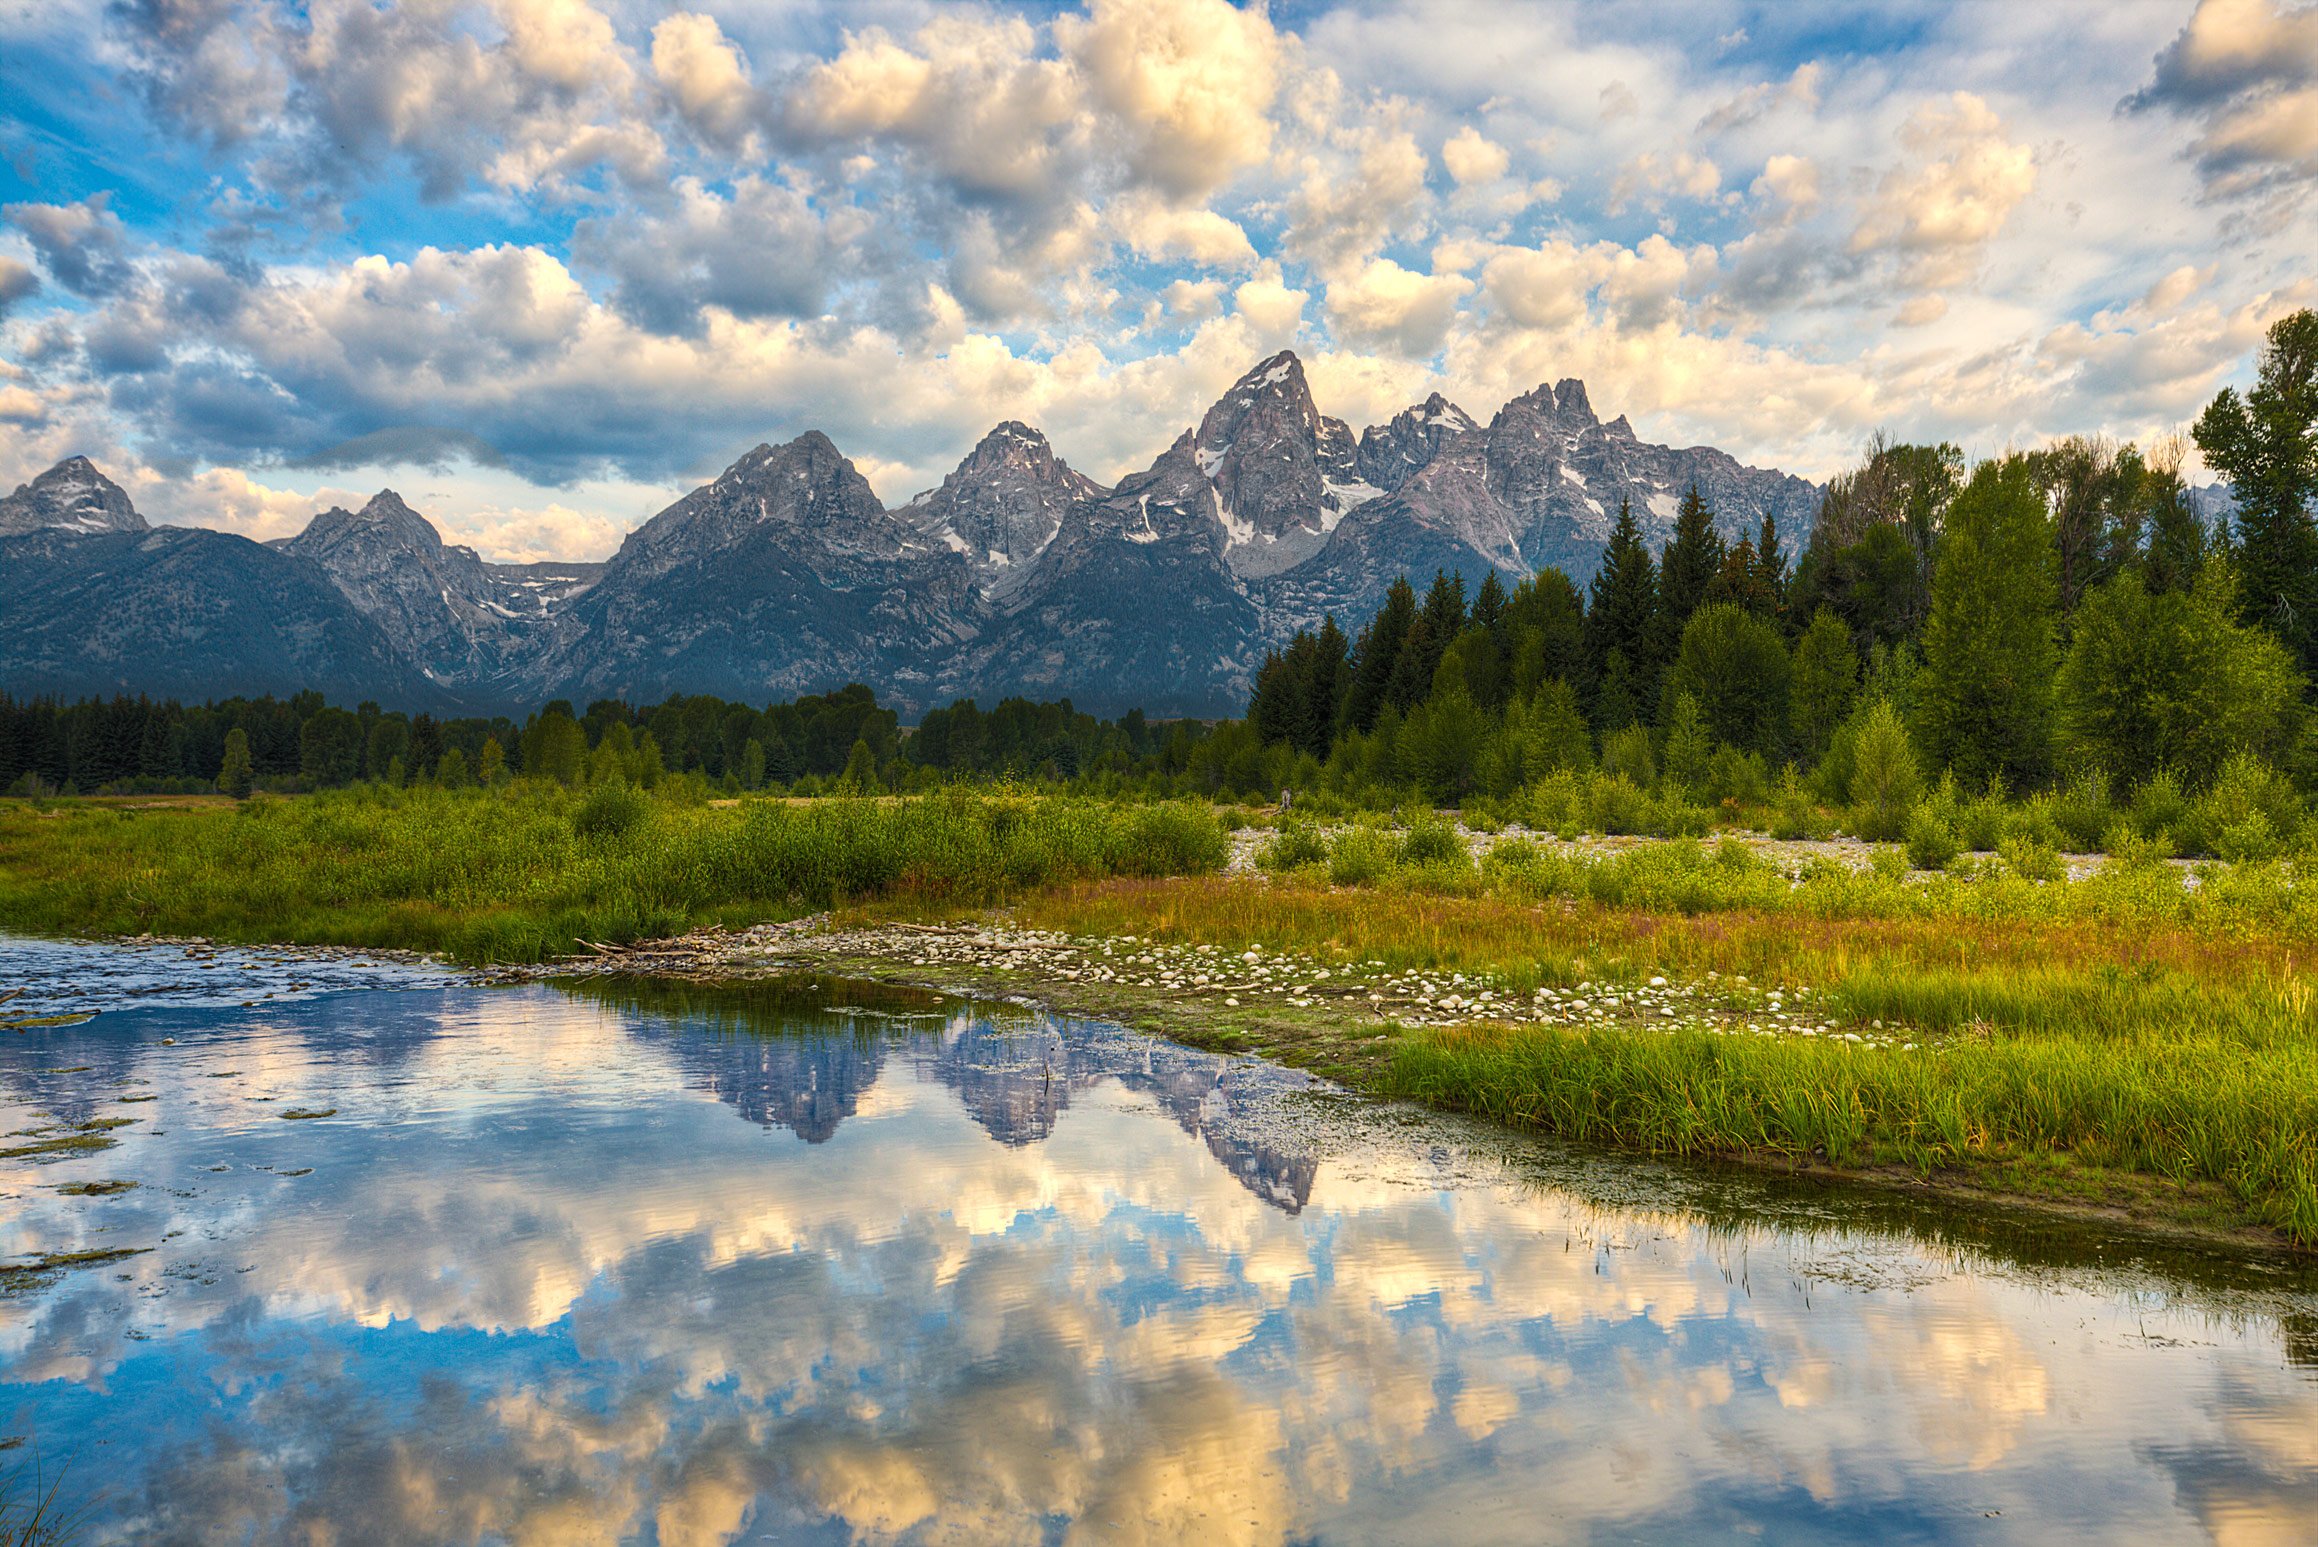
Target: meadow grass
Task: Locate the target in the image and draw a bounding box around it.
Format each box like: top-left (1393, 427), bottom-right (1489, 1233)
top-left (0, 784), bottom-right (1227, 963)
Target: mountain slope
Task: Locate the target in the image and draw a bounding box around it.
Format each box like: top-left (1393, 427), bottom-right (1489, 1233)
top-left (537, 432), bottom-right (981, 709)
top-left (0, 525), bottom-right (436, 706)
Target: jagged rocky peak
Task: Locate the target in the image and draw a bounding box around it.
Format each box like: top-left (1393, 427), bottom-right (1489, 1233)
top-left (0, 455), bottom-right (149, 537)
top-left (1356, 392), bottom-right (1480, 493)
top-left (615, 430), bottom-right (891, 577)
top-left (906, 421), bottom-right (1104, 586)
top-left (1189, 350), bottom-right (1376, 579)
top-left (288, 489), bottom-right (448, 558)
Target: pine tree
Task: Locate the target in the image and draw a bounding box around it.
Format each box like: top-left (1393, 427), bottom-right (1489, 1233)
top-left (216, 727), bottom-right (253, 799)
top-left (839, 737), bottom-right (879, 792)
top-left (1656, 484), bottom-right (1724, 640)
top-left (477, 737), bottom-right (508, 786)
top-left (1914, 456), bottom-right (2059, 790)
top-left (1341, 577), bottom-right (1417, 733)
top-left (2193, 309), bottom-right (2318, 671)
top-left (1755, 510), bottom-right (1789, 608)
top-left (1585, 501), bottom-right (1658, 725)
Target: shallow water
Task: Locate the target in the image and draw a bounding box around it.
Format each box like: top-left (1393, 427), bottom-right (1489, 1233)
top-left (1, 955), bottom-right (2314, 1544)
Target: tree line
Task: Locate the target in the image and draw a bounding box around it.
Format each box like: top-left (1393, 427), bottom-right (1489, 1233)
top-left (0, 680), bottom-right (1200, 797)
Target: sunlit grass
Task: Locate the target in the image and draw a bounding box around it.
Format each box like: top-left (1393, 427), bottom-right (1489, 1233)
top-left (0, 784), bottom-right (1228, 963)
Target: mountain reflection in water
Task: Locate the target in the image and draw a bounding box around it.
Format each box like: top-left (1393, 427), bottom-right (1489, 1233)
top-left (0, 972), bottom-right (2313, 1545)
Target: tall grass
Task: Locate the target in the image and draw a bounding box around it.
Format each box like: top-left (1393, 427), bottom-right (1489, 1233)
top-left (0, 785), bottom-right (1227, 963)
top-left (1015, 875), bottom-right (2318, 1243)
top-left (1388, 1022), bottom-right (2318, 1242)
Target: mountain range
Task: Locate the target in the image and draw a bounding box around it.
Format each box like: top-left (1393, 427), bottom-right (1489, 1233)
top-left (0, 354), bottom-right (1823, 716)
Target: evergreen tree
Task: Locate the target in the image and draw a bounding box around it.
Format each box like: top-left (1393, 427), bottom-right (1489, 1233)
top-left (435, 747), bottom-right (471, 788)
top-left (1659, 689), bottom-right (1712, 794)
top-left (1471, 570), bottom-right (1509, 638)
top-left (216, 727), bottom-right (254, 799)
top-left (1341, 578), bottom-right (1417, 733)
top-left (1585, 501), bottom-right (1658, 724)
top-left (839, 737), bottom-right (879, 792)
top-left (1505, 569), bottom-right (1587, 697)
top-left (1594, 649), bottom-right (1644, 732)
top-left (1307, 615), bottom-right (1351, 754)
top-left (1657, 484), bottom-right (1724, 636)
top-left (1384, 613), bottom-right (1438, 712)
top-left (2193, 308), bottom-right (2318, 672)
top-left (1755, 510), bottom-right (1789, 615)
top-left (1914, 456), bottom-right (2059, 790)
top-left (477, 737), bottom-right (508, 786)
top-left (2140, 454), bottom-right (2210, 595)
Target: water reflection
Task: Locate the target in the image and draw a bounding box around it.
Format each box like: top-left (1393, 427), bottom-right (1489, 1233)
top-left (0, 973), bottom-right (2312, 1545)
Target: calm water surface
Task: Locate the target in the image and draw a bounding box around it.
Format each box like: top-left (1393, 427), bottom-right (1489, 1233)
top-left (1, 939), bottom-right (2314, 1544)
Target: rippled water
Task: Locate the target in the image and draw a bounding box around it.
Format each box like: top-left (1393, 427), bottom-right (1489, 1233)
top-left (2, 949), bottom-right (2315, 1544)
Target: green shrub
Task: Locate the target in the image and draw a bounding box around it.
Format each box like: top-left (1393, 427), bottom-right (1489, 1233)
top-left (1259, 819), bottom-right (1329, 872)
top-left (2103, 823), bottom-right (2175, 869)
top-left (2129, 768), bottom-right (2191, 843)
top-left (1957, 777), bottom-right (2009, 853)
top-left (1398, 812), bottom-right (1468, 868)
top-left (1116, 801), bottom-right (1229, 876)
top-left (2188, 753), bottom-right (2303, 859)
top-left (1588, 772), bottom-right (1652, 836)
top-left (1905, 808), bottom-right (1961, 872)
top-left (573, 783), bottom-right (649, 841)
top-left (1600, 724), bottom-right (1656, 788)
top-left (1327, 827), bottom-right (1396, 887)
top-left (1998, 832), bottom-right (2064, 882)
top-left (1767, 766), bottom-right (1829, 841)
top-left (2050, 765), bottom-right (2115, 853)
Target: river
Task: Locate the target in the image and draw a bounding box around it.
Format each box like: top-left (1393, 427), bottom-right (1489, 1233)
top-left (2, 938), bottom-right (2313, 1543)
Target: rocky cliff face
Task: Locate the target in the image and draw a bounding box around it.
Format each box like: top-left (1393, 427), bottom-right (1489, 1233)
top-left (0, 361), bottom-right (1821, 715)
top-left (900, 422), bottom-right (1102, 603)
top-left (281, 491), bottom-right (527, 687)
top-left (0, 456), bottom-right (148, 537)
top-left (538, 431), bottom-right (982, 708)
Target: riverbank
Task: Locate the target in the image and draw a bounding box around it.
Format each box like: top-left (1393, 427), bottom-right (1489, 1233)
top-left (510, 889), bottom-right (2318, 1255)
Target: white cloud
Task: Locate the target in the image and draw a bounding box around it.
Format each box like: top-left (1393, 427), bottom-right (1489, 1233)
top-left (2126, 0), bottom-right (2318, 202)
top-left (1109, 193), bottom-right (1258, 269)
top-left (1055, 0), bottom-right (1286, 200)
top-left (1325, 257), bottom-right (1472, 356)
top-left (1850, 92), bottom-right (2036, 290)
top-left (1441, 126), bottom-right (1510, 185)
top-left (651, 12), bottom-right (758, 150)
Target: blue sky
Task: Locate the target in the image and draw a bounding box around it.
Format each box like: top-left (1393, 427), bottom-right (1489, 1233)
top-left (1, 0), bottom-right (2313, 561)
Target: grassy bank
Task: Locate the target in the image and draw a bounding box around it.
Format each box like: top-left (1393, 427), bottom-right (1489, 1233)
top-left (0, 785), bottom-right (1227, 962)
top-left (1007, 874), bottom-right (2318, 1245)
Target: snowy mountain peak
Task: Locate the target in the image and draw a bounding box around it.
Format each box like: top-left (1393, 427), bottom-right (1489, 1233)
top-left (0, 455), bottom-right (149, 537)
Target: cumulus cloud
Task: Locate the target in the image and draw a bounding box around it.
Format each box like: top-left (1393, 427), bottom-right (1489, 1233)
top-left (0, 255), bottom-right (44, 317)
top-left (1109, 193), bottom-right (1258, 268)
top-left (574, 176), bottom-right (856, 333)
top-left (1055, 0), bottom-right (1285, 200)
top-left (651, 11), bottom-right (759, 150)
top-left (1325, 257), bottom-right (1472, 356)
top-left (5, 195), bottom-right (135, 298)
top-left (111, 0), bottom-right (667, 204)
top-left (2126, 0), bottom-right (2318, 202)
top-left (1850, 92), bottom-right (2036, 290)
top-left (1441, 126), bottom-right (1510, 185)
